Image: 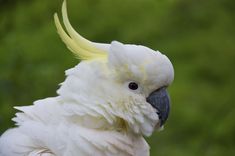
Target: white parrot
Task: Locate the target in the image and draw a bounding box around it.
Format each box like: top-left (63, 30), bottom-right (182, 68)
top-left (0, 1), bottom-right (174, 156)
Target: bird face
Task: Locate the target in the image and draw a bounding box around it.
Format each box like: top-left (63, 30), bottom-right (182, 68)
top-left (105, 41), bottom-right (174, 136)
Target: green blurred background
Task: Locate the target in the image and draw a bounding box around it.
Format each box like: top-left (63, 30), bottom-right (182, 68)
top-left (0, 0), bottom-right (235, 155)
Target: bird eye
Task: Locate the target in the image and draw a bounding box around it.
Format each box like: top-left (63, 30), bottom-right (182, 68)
top-left (128, 82), bottom-right (138, 90)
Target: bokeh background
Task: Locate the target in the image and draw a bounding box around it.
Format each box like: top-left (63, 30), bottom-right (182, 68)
top-left (0, 0), bottom-right (235, 155)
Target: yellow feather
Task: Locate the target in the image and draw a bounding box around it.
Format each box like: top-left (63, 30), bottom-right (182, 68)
top-left (54, 0), bottom-right (107, 60)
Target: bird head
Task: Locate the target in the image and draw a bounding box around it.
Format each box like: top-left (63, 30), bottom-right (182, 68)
top-left (55, 1), bottom-right (174, 137)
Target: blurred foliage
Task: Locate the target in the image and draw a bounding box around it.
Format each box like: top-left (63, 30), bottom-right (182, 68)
top-left (0, 0), bottom-right (235, 155)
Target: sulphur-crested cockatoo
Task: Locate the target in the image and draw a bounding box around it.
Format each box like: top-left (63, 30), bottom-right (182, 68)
top-left (0, 1), bottom-right (174, 156)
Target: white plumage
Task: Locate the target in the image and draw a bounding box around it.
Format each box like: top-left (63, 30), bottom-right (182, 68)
top-left (0, 1), bottom-right (174, 156)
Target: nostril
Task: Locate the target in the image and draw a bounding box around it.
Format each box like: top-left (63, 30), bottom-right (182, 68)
top-left (157, 112), bottom-right (162, 120)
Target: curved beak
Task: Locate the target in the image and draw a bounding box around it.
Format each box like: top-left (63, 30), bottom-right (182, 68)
top-left (146, 87), bottom-right (170, 126)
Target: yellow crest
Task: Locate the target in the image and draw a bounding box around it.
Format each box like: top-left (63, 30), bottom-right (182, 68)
top-left (54, 1), bottom-right (107, 60)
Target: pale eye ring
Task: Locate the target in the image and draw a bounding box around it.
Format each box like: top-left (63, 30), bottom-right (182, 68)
top-left (128, 82), bottom-right (138, 90)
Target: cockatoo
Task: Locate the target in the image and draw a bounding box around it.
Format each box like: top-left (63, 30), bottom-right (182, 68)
top-left (0, 1), bottom-right (174, 156)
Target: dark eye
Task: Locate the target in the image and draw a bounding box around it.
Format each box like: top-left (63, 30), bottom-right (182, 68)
top-left (128, 82), bottom-right (138, 90)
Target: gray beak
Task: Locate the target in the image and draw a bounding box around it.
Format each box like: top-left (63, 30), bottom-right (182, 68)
top-left (146, 87), bottom-right (170, 126)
